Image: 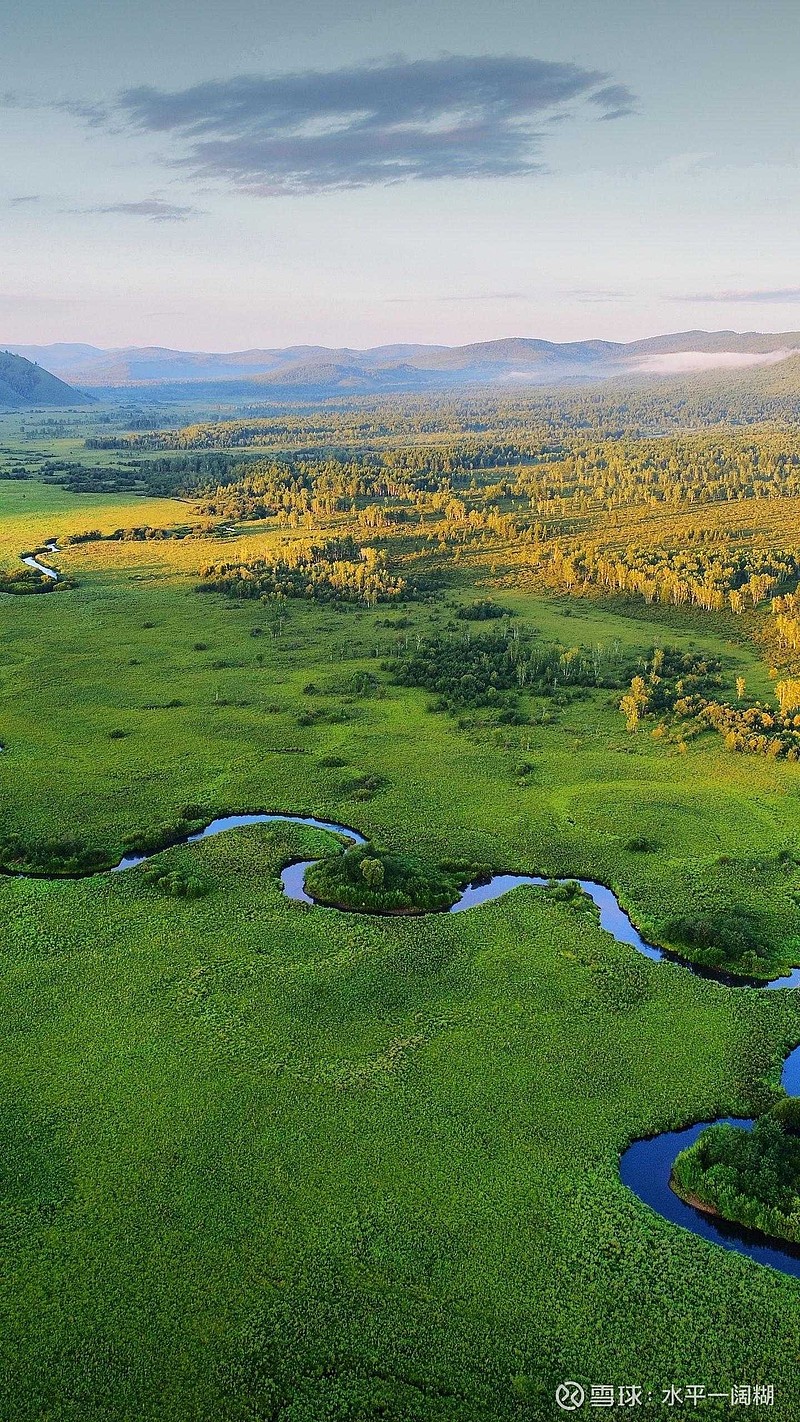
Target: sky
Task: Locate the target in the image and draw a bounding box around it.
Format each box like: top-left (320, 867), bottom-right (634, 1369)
top-left (1, 0), bottom-right (799, 350)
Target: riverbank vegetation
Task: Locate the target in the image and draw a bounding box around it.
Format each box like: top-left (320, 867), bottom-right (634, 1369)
top-left (303, 841), bottom-right (484, 913)
top-left (0, 831), bottom-right (110, 875)
top-left (672, 1110), bottom-right (800, 1245)
top-left (0, 564), bottom-right (69, 594)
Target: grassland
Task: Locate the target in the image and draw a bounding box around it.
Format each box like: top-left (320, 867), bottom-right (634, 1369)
top-left (4, 410), bottom-right (800, 1417)
top-left (2, 483), bottom-right (797, 971)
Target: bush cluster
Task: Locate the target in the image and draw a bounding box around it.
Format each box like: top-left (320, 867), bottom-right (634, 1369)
top-left (304, 844), bottom-right (483, 914)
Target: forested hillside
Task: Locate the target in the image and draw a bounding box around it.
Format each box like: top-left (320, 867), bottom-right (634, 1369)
top-left (0, 351), bottom-right (91, 410)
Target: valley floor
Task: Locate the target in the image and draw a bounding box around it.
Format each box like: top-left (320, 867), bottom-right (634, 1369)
top-left (2, 472), bottom-right (800, 1418)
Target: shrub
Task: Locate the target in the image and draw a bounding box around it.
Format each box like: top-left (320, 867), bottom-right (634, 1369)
top-left (673, 1113), bottom-right (800, 1244)
top-left (456, 599), bottom-right (513, 621)
top-left (141, 866), bottom-right (209, 899)
top-left (663, 910), bottom-right (767, 973)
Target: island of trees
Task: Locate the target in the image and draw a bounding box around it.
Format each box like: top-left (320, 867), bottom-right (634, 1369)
top-left (303, 843), bottom-right (486, 915)
top-left (672, 1102), bottom-right (800, 1246)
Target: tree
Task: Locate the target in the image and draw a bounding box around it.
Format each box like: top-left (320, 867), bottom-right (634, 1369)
top-left (776, 679), bottom-right (800, 716)
top-left (620, 676), bottom-right (649, 733)
top-left (360, 857), bottom-right (385, 888)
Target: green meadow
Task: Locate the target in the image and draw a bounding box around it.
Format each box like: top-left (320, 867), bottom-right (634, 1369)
top-left (3, 436), bottom-right (800, 1417)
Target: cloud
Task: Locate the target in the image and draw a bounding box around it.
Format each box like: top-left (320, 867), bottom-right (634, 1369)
top-left (571, 288), bottom-right (629, 304)
top-left (388, 291), bottom-right (531, 303)
top-left (75, 198), bottom-right (197, 222)
top-left (6, 191), bottom-right (195, 222)
top-left (1, 90), bottom-right (107, 125)
top-left (587, 84), bottom-right (637, 121)
top-left (438, 291), bottom-right (530, 302)
top-left (52, 98), bottom-right (109, 126)
top-left (112, 55), bottom-right (636, 195)
top-left (678, 287), bottom-right (800, 304)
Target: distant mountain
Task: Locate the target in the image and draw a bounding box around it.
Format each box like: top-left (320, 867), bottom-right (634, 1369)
top-left (0, 350), bottom-right (92, 409)
top-left (625, 330), bottom-right (800, 357)
top-left (7, 331), bottom-right (800, 397)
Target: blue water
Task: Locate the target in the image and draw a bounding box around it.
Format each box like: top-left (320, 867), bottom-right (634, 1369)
top-left (279, 859), bottom-right (318, 905)
top-left (449, 871), bottom-right (799, 989)
top-left (620, 1043), bottom-right (800, 1279)
top-left (450, 873), bottom-right (548, 913)
top-left (782, 1044), bottom-right (800, 1096)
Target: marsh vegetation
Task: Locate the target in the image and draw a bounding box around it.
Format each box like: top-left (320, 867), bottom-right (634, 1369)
top-left (5, 382), bottom-right (800, 1418)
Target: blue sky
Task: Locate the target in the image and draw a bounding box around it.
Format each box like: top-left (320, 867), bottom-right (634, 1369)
top-left (1, 0), bottom-right (798, 348)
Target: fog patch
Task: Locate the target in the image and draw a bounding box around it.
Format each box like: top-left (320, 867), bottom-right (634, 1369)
top-left (634, 350), bottom-right (794, 375)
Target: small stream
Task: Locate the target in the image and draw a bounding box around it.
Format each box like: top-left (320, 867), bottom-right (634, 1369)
top-left (21, 541), bottom-right (60, 580)
top-left (111, 812), bottom-right (366, 873)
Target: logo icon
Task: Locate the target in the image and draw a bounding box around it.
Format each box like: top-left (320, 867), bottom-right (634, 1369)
top-left (555, 1381), bottom-right (585, 1412)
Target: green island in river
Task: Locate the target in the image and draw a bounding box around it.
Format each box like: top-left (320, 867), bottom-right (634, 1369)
top-left (303, 843), bottom-right (485, 914)
top-left (672, 1104), bottom-right (800, 1246)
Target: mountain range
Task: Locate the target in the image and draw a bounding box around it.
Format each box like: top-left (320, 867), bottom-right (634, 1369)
top-left (10, 330), bottom-right (800, 390)
top-left (3, 331), bottom-right (800, 406)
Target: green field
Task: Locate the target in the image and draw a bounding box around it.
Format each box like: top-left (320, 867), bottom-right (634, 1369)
top-left (4, 414), bottom-right (800, 1419)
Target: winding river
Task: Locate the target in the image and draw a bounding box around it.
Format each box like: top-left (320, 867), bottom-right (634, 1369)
top-left (620, 1039), bottom-right (800, 1278)
top-left (11, 522), bottom-right (800, 1273)
top-left (105, 811), bottom-right (800, 990)
top-left (14, 798), bottom-right (800, 1273)
top-left (104, 807), bottom-right (800, 1274)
